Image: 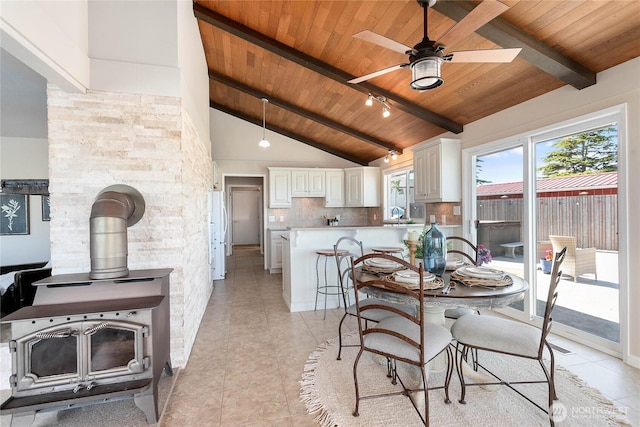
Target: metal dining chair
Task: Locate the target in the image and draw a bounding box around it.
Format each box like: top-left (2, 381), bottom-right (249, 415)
top-left (334, 237), bottom-right (416, 360)
top-left (450, 247), bottom-right (567, 426)
top-left (350, 253), bottom-right (453, 426)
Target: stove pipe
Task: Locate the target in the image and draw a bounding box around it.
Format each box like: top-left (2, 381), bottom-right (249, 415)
top-left (89, 185), bottom-right (145, 279)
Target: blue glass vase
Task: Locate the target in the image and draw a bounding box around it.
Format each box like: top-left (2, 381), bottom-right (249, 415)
top-left (423, 222), bottom-right (447, 276)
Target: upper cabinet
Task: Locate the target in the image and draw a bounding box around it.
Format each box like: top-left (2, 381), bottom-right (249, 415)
top-left (413, 138), bottom-right (461, 202)
top-left (344, 167), bottom-right (380, 207)
top-left (268, 167), bottom-right (292, 208)
top-left (291, 169), bottom-right (325, 197)
top-left (325, 169), bottom-right (345, 207)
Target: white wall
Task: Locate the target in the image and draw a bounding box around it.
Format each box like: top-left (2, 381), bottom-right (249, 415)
top-left (210, 109), bottom-right (360, 174)
top-left (177, 0), bottom-right (211, 154)
top-left (0, 137), bottom-right (51, 265)
top-left (0, 0), bottom-right (89, 92)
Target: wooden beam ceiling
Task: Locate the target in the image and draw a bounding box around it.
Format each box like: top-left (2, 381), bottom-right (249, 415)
top-left (433, 1), bottom-right (597, 90)
top-left (210, 101), bottom-right (369, 165)
top-left (193, 2), bottom-right (463, 134)
top-left (209, 72), bottom-right (404, 154)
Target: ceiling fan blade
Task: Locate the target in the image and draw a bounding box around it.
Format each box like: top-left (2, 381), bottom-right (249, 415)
top-left (348, 63), bottom-right (406, 84)
top-left (353, 30), bottom-right (413, 55)
top-left (436, 0), bottom-right (509, 48)
top-left (449, 48), bottom-right (522, 63)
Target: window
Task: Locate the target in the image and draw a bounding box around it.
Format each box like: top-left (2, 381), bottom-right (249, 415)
top-left (384, 168), bottom-right (423, 221)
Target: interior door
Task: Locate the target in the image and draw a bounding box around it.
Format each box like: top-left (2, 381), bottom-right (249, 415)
top-left (231, 189), bottom-right (260, 245)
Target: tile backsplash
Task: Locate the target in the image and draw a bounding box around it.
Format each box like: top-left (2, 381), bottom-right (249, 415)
top-left (267, 198), bottom-right (382, 228)
top-left (424, 202), bottom-right (463, 226)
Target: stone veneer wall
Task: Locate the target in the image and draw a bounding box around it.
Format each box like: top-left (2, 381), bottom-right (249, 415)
top-left (47, 85), bottom-right (212, 367)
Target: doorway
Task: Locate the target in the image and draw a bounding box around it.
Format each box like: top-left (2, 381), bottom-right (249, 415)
top-left (231, 187), bottom-right (260, 246)
top-left (225, 175), bottom-right (266, 257)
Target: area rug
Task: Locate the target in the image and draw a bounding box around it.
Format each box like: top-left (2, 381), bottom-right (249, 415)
top-left (0, 369), bottom-right (179, 427)
top-left (300, 333), bottom-right (631, 427)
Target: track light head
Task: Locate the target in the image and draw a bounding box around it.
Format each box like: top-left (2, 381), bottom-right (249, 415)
top-left (365, 94), bottom-right (374, 106)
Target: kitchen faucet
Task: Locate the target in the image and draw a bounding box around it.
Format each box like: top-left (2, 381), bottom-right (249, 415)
top-left (391, 206), bottom-right (401, 225)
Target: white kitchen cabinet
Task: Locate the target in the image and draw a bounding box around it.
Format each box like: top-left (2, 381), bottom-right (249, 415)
top-left (413, 138), bottom-right (461, 202)
top-left (269, 229), bottom-right (286, 273)
top-left (344, 167), bottom-right (380, 207)
top-left (268, 167), bottom-right (292, 208)
top-left (291, 169), bottom-right (325, 197)
top-left (324, 169), bottom-right (345, 207)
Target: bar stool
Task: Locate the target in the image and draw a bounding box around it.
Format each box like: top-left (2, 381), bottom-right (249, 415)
top-left (371, 246), bottom-right (405, 260)
top-left (315, 248), bottom-right (349, 319)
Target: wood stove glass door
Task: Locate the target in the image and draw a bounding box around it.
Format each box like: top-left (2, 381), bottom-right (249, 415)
top-left (86, 320), bottom-right (146, 378)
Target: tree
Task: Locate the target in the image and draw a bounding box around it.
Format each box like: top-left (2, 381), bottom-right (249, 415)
top-left (476, 158), bottom-right (491, 185)
top-left (538, 127), bottom-right (617, 177)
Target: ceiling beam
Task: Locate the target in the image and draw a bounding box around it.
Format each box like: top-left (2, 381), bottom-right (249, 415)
top-left (433, 1), bottom-right (596, 90)
top-left (193, 3), bottom-right (463, 134)
top-left (209, 72), bottom-right (403, 154)
top-left (210, 101), bottom-right (369, 166)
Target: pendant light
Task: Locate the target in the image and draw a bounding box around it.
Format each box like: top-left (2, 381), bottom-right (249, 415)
top-left (258, 98), bottom-right (270, 148)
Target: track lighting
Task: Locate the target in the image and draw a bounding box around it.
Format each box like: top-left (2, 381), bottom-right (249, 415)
top-left (364, 93), bottom-right (391, 118)
top-left (384, 150), bottom-right (398, 163)
top-left (258, 98), bottom-right (270, 148)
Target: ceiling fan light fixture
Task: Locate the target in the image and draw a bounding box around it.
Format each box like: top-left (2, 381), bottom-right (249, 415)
top-left (410, 56), bottom-right (444, 90)
top-left (258, 97), bottom-right (270, 148)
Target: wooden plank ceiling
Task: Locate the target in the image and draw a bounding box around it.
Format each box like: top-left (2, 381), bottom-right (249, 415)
top-left (194, 0), bottom-right (640, 165)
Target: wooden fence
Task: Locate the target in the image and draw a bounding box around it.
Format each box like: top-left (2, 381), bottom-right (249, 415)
top-left (477, 194), bottom-right (618, 251)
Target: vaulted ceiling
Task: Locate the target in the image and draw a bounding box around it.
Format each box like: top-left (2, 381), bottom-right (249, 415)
top-left (194, 0), bottom-right (640, 165)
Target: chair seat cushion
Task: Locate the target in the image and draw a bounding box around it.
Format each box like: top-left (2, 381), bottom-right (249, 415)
top-left (451, 314), bottom-right (542, 358)
top-left (346, 298), bottom-right (416, 321)
top-left (364, 316), bottom-right (452, 364)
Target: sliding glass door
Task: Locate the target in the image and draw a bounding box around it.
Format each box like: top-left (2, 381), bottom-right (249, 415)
top-left (468, 108), bottom-right (623, 353)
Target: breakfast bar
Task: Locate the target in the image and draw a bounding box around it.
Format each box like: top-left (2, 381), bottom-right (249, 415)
top-left (281, 224), bottom-right (461, 312)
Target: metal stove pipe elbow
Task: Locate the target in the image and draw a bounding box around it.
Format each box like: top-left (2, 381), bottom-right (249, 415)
top-left (89, 185), bottom-right (145, 280)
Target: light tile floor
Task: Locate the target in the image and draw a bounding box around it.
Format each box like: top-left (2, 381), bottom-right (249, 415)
top-left (161, 247), bottom-right (640, 426)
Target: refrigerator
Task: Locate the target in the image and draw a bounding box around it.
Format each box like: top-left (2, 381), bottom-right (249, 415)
top-left (209, 190), bottom-right (228, 281)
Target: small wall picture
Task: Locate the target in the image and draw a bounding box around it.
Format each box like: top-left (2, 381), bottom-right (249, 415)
top-left (1, 194), bottom-right (30, 235)
top-left (42, 195), bottom-right (51, 221)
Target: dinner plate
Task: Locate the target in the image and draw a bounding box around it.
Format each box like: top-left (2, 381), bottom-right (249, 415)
top-left (455, 266), bottom-right (505, 280)
top-left (364, 258), bottom-right (402, 269)
top-left (393, 269), bottom-right (435, 284)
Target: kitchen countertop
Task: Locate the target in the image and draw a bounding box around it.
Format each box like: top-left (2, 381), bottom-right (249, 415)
top-left (286, 224), bottom-right (461, 231)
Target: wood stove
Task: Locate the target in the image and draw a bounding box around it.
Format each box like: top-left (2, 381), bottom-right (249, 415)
top-left (0, 268), bottom-right (172, 426)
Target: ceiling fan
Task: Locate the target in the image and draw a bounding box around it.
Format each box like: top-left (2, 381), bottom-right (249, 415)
top-left (348, 0), bottom-right (522, 90)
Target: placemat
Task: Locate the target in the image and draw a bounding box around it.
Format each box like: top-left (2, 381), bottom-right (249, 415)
top-left (450, 272), bottom-right (513, 287)
top-left (369, 276), bottom-right (445, 291)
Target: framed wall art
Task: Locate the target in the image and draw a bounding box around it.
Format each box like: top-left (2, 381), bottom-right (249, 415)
top-left (42, 195), bottom-right (51, 221)
top-left (1, 194), bottom-right (30, 235)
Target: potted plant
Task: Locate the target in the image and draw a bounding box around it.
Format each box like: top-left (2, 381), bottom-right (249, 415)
top-left (540, 249), bottom-right (553, 274)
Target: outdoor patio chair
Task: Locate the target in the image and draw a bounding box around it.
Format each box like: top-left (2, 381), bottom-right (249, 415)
top-left (549, 235), bottom-right (597, 282)
top-left (350, 253), bottom-right (453, 426)
top-left (334, 237), bottom-right (416, 360)
top-left (450, 247), bottom-right (567, 426)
